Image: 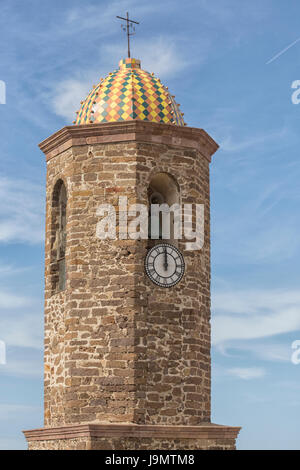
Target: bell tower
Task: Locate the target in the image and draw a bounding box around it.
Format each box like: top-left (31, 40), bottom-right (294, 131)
top-left (24, 57), bottom-right (240, 450)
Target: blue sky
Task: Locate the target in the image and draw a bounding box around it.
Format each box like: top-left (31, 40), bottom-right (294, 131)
top-left (0, 0), bottom-right (299, 450)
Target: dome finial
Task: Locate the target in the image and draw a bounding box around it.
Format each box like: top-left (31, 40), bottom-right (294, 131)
top-left (116, 12), bottom-right (139, 58)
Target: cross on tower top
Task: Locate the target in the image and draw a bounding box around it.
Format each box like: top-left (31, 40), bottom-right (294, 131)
top-left (116, 12), bottom-right (139, 58)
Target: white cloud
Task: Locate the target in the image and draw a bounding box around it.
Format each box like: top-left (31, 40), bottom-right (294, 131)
top-left (266, 37), bottom-right (300, 65)
top-left (0, 176), bottom-right (44, 244)
top-left (214, 308), bottom-right (300, 345)
top-left (213, 289), bottom-right (300, 315)
top-left (0, 355), bottom-right (42, 378)
top-left (103, 36), bottom-right (193, 78)
top-left (0, 264), bottom-right (27, 276)
top-left (218, 340), bottom-right (293, 363)
top-left (227, 367), bottom-right (265, 380)
top-left (210, 153), bottom-right (300, 265)
top-left (220, 127), bottom-right (288, 153)
top-left (52, 79), bottom-right (91, 122)
top-left (51, 34), bottom-right (192, 122)
top-left (212, 288), bottom-right (300, 346)
top-left (64, 1), bottom-right (158, 34)
top-left (0, 313), bottom-right (42, 350)
top-left (0, 291), bottom-right (30, 309)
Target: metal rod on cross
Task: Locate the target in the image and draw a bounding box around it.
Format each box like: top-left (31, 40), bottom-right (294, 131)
top-left (116, 12), bottom-right (139, 58)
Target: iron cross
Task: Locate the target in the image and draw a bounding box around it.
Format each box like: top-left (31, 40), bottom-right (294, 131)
top-left (116, 12), bottom-right (139, 58)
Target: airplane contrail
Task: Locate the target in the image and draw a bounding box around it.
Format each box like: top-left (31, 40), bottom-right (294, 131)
top-left (266, 37), bottom-right (300, 64)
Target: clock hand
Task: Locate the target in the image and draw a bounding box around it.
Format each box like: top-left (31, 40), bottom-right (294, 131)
top-left (164, 246), bottom-right (168, 271)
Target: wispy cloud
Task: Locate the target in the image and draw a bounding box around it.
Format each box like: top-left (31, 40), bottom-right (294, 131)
top-left (217, 340), bottom-right (293, 363)
top-left (0, 354), bottom-right (43, 378)
top-left (107, 37), bottom-right (193, 77)
top-left (0, 313), bottom-right (42, 350)
top-left (212, 288), bottom-right (300, 347)
top-left (0, 176), bottom-right (44, 244)
top-left (64, 1), bottom-right (159, 35)
top-left (266, 37), bottom-right (300, 64)
top-left (0, 263), bottom-right (31, 277)
top-left (213, 289), bottom-right (300, 315)
top-left (220, 127), bottom-right (288, 153)
top-left (227, 367), bottom-right (265, 380)
top-left (211, 143), bottom-right (300, 265)
top-left (51, 79), bottom-right (92, 122)
top-left (51, 34), bottom-right (193, 122)
top-left (213, 307), bottom-right (300, 345)
top-left (0, 291), bottom-right (30, 309)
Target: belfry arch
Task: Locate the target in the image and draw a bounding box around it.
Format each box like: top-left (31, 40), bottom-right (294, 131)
top-left (148, 172), bottom-right (180, 245)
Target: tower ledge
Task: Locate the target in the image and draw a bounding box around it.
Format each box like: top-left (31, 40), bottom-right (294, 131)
top-left (39, 121), bottom-right (219, 163)
top-left (24, 423), bottom-right (241, 450)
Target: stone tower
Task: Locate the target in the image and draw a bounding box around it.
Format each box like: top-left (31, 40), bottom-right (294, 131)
top-left (24, 58), bottom-right (240, 450)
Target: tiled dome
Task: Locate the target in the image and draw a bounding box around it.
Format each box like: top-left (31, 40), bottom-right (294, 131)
top-left (74, 58), bottom-right (185, 126)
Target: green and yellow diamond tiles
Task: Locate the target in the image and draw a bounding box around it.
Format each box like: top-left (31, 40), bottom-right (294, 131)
top-left (74, 58), bottom-right (185, 126)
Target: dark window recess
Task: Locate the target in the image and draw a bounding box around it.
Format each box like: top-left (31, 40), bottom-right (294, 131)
top-left (51, 180), bottom-right (67, 294)
top-left (57, 184), bottom-right (67, 292)
top-left (58, 258), bottom-right (66, 292)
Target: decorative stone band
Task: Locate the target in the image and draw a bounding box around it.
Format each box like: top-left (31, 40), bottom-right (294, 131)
top-left (39, 121), bottom-right (219, 163)
top-left (24, 423), bottom-right (241, 442)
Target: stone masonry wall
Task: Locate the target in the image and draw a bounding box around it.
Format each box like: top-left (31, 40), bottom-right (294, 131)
top-left (28, 436), bottom-right (235, 450)
top-left (133, 143), bottom-right (211, 425)
top-left (44, 131), bottom-right (211, 427)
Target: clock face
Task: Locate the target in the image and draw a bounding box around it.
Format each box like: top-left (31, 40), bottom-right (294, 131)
top-left (145, 243), bottom-right (185, 288)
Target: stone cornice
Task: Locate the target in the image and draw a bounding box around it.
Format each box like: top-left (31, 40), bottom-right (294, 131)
top-left (23, 423), bottom-right (240, 442)
top-left (39, 121), bottom-right (219, 163)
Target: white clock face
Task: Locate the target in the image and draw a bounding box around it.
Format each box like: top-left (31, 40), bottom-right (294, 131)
top-left (145, 243), bottom-right (185, 288)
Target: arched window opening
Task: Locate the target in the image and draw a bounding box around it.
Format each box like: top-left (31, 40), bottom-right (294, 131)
top-left (148, 173), bottom-right (180, 247)
top-left (51, 180), bottom-right (67, 293)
